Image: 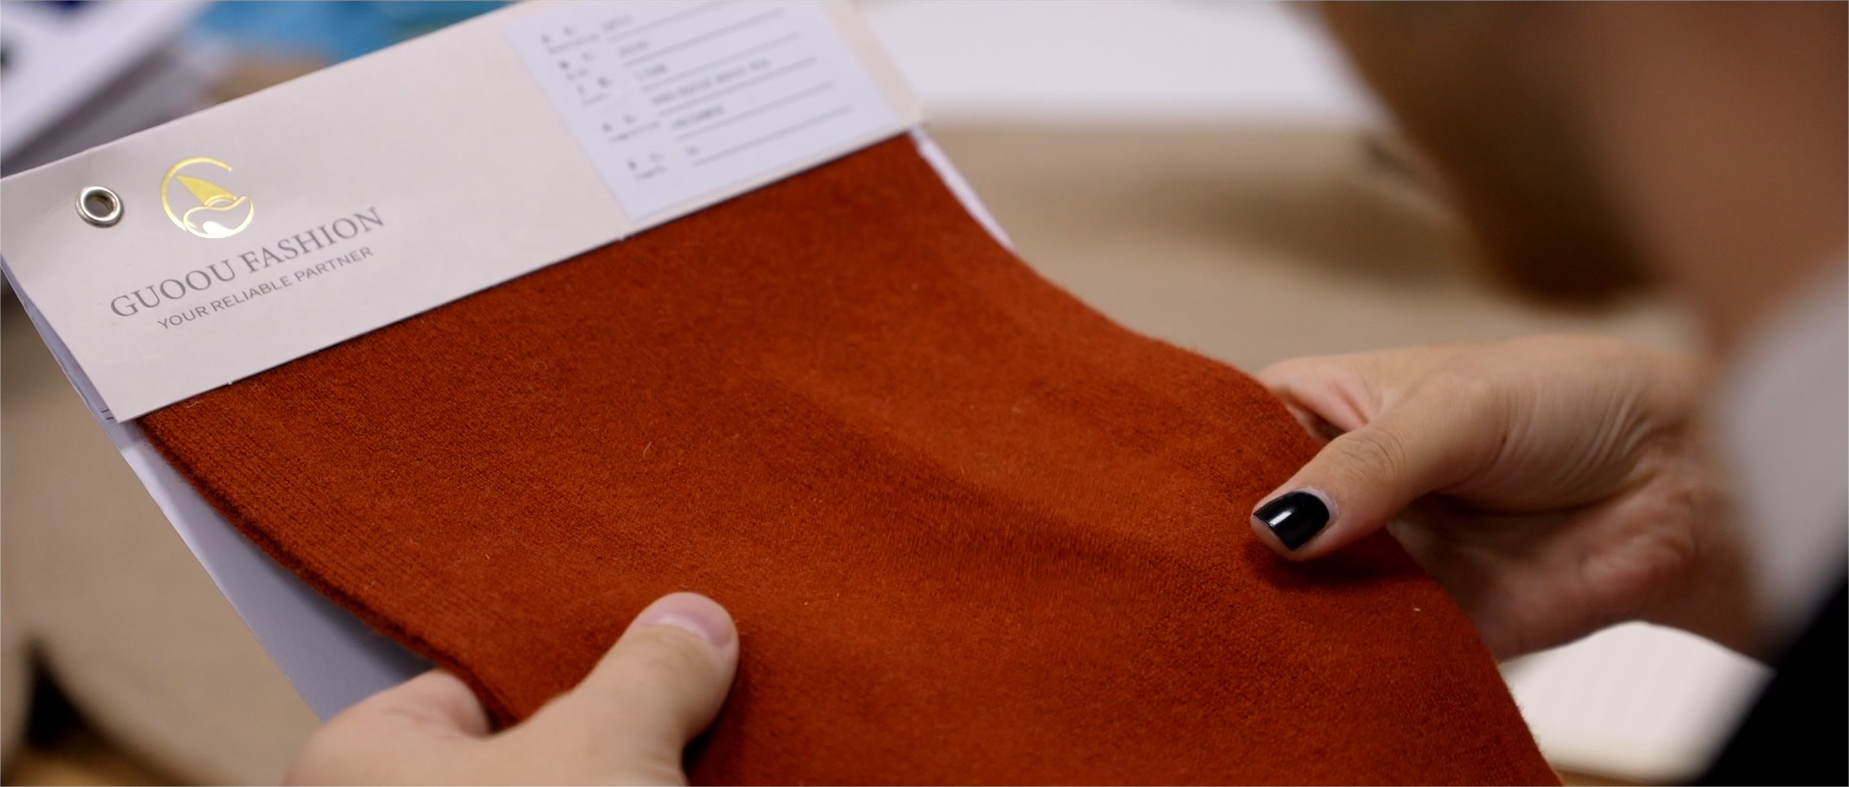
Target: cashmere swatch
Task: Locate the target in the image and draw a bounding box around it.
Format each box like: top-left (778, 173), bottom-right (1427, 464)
top-left (140, 137), bottom-right (1555, 784)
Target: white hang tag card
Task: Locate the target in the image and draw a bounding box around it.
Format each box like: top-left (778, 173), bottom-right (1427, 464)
top-left (0, 0), bottom-right (920, 422)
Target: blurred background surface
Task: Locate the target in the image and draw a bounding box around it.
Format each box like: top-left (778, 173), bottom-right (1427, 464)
top-left (0, 2), bottom-right (1767, 785)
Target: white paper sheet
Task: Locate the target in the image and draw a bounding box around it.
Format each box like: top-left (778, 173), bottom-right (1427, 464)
top-left (1502, 621), bottom-right (1769, 782)
top-left (0, 0), bottom-right (918, 422)
top-left (506, 1), bottom-right (902, 221)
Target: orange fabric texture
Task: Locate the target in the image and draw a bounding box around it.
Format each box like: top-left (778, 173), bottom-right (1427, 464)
top-left (140, 137), bottom-right (1554, 784)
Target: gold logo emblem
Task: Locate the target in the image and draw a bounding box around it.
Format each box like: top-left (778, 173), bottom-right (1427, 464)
top-left (160, 157), bottom-right (254, 239)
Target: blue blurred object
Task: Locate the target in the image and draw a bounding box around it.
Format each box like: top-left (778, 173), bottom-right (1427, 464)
top-left (192, 1), bottom-right (504, 63)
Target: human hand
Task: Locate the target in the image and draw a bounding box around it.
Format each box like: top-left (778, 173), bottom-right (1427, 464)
top-left (285, 592), bottom-right (738, 785)
top-left (1249, 336), bottom-right (1762, 659)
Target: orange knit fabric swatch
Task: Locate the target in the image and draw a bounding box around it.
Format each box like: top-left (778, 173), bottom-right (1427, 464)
top-left (140, 137), bottom-right (1555, 785)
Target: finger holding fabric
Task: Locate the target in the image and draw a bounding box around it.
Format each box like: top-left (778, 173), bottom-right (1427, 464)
top-left (1247, 335), bottom-right (1761, 659)
top-left (285, 592), bottom-right (739, 786)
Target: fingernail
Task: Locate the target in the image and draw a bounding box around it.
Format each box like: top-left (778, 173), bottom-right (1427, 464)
top-left (1254, 490), bottom-right (1333, 551)
top-left (634, 593), bottom-right (736, 652)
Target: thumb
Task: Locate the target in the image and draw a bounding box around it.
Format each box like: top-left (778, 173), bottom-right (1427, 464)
top-left (520, 592), bottom-right (739, 781)
top-left (1251, 394), bottom-right (1492, 560)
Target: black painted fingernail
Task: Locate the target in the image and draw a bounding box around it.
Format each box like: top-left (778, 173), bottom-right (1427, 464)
top-left (1254, 491), bottom-right (1331, 551)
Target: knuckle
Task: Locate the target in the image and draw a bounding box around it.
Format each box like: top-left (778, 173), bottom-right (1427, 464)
top-left (1258, 354), bottom-right (1365, 391)
top-left (626, 758), bottom-right (693, 787)
top-left (1420, 367), bottom-right (1498, 409)
top-left (282, 745), bottom-right (329, 785)
top-left (1337, 428), bottom-right (1413, 478)
top-left (1404, 367), bottom-right (1510, 441)
top-left (285, 721), bottom-right (369, 785)
top-left (620, 625), bottom-right (716, 682)
top-left (1257, 357), bottom-right (1319, 383)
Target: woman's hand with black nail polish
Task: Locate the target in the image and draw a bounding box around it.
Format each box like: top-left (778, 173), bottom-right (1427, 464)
top-left (1248, 336), bottom-right (1764, 661)
top-left (1254, 490), bottom-right (1334, 552)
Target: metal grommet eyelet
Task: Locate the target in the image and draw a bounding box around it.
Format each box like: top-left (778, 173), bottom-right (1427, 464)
top-left (76, 186), bottom-right (123, 227)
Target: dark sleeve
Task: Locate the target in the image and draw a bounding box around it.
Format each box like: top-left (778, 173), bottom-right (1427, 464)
top-left (1699, 571), bottom-right (1847, 786)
